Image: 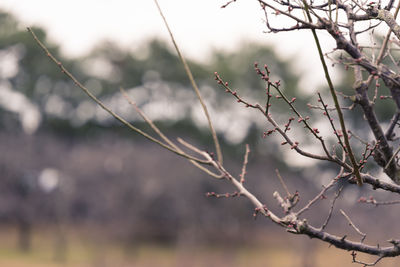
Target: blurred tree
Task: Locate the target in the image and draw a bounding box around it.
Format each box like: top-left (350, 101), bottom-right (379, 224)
top-left (0, 9), bottom-right (304, 249)
top-left (0, 9), bottom-right (303, 148)
top-left (6, 0), bottom-right (400, 264)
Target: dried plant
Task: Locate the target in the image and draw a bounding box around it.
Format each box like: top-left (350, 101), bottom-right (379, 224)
top-left (28, 0), bottom-right (400, 265)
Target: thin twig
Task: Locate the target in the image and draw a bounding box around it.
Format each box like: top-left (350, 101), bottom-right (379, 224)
top-left (214, 72), bottom-right (347, 166)
top-left (359, 197), bottom-right (400, 206)
top-left (254, 64), bottom-right (332, 159)
top-left (348, 130), bottom-right (369, 145)
top-left (340, 209), bottom-right (367, 242)
top-left (153, 0), bottom-right (223, 164)
top-left (275, 169), bottom-right (291, 197)
top-left (296, 178), bottom-right (338, 216)
top-left (318, 92), bottom-right (346, 151)
top-left (384, 145), bottom-right (400, 170)
top-left (374, 0), bottom-right (400, 66)
top-left (302, 0), bottom-right (363, 185)
top-left (240, 144), bottom-right (250, 183)
top-left (352, 254), bottom-right (384, 266)
top-left (221, 0), bottom-right (237, 8)
top-left (178, 138), bottom-right (284, 225)
top-left (385, 111), bottom-right (400, 140)
top-left (363, 0), bottom-right (400, 90)
top-left (320, 185), bottom-right (344, 231)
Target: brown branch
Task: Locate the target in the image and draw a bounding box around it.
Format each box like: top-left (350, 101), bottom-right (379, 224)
top-left (214, 72), bottom-right (347, 165)
top-left (353, 81), bottom-right (397, 179)
top-left (178, 139), bottom-right (400, 258)
top-left (340, 209), bottom-right (367, 242)
top-left (275, 169), bottom-right (291, 197)
top-left (320, 185), bottom-right (344, 231)
top-left (29, 0), bottom-right (400, 261)
top-left (221, 0), bottom-right (237, 8)
top-left (258, 0), bottom-right (317, 28)
top-left (296, 176), bottom-right (338, 217)
top-left (366, 7), bottom-right (400, 40)
top-left (352, 254), bottom-right (384, 266)
top-left (359, 196), bottom-right (400, 206)
top-left (299, 223), bottom-right (400, 257)
top-left (354, 173), bottom-right (400, 193)
top-left (386, 111), bottom-right (400, 141)
top-left (318, 92), bottom-right (347, 151)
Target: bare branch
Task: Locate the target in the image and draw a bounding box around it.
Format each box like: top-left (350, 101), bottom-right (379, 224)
top-left (153, 0), bottom-right (223, 164)
top-left (340, 209), bottom-right (367, 242)
top-left (299, 224), bottom-right (400, 257)
top-left (386, 111), bottom-right (400, 141)
top-left (275, 169), bottom-right (291, 197)
top-left (359, 196), bottom-right (400, 206)
top-left (214, 71), bottom-right (347, 166)
top-left (352, 81), bottom-right (398, 179)
top-left (28, 0), bottom-right (400, 263)
top-left (366, 7), bottom-right (400, 40)
top-left (221, 0), bottom-right (237, 8)
top-left (356, 173), bottom-right (400, 193)
top-left (320, 185), bottom-right (344, 231)
top-left (120, 88), bottom-right (224, 178)
top-left (258, 0), bottom-right (317, 28)
top-left (240, 144), bottom-right (250, 184)
top-left (296, 177), bottom-right (338, 216)
top-left (352, 253), bottom-right (384, 267)
top-left (303, 0), bottom-right (363, 185)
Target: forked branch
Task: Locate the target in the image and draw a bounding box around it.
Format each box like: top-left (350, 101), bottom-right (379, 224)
top-left (28, 0), bottom-right (400, 264)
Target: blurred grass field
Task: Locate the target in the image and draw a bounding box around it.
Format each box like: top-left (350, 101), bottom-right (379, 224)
top-left (1, 226), bottom-right (400, 267)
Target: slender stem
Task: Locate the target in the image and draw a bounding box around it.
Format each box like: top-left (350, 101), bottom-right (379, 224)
top-left (340, 209), bottom-right (366, 242)
top-left (153, 0), bottom-right (223, 164)
top-left (120, 88), bottom-right (223, 178)
top-left (296, 178), bottom-right (337, 216)
top-left (376, 1), bottom-right (400, 66)
top-left (320, 186), bottom-right (344, 231)
top-left (240, 144), bottom-right (250, 183)
top-left (275, 169), bottom-right (291, 197)
top-left (386, 111), bottom-right (400, 140)
top-left (365, 0), bottom-right (400, 88)
top-left (269, 81), bottom-right (331, 158)
top-left (385, 145), bottom-right (400, 170)
top-left (302, 0), bottom-right (363, 185)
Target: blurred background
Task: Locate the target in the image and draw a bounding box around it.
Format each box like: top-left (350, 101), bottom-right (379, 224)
top-left (0, 1), bottom-right (400, 266)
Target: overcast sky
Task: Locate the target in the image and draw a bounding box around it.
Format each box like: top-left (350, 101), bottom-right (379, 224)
top-left (0, 0), bottom-right (332, 89)
top-left (0, 1), bottom-right (268, 59)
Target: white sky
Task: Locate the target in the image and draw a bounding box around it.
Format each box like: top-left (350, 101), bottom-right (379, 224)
top-left (0, 0), bottom-right (334, 89)
top-left (0, 0), bottom-right (266, 59)
top-left (0, 1), bottom-right (325, 60)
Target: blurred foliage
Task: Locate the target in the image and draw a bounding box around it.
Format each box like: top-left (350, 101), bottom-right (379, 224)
top-left (0, 9), bottom-right (306, 247)
top-left (210, 43), bottom-right (300, 96)
top-left (81, 39), bottom-right (210, 94)
top-left (0, 14), bottom-right (79, 102)
top-left (0, 9), bottom-right (305, 151)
